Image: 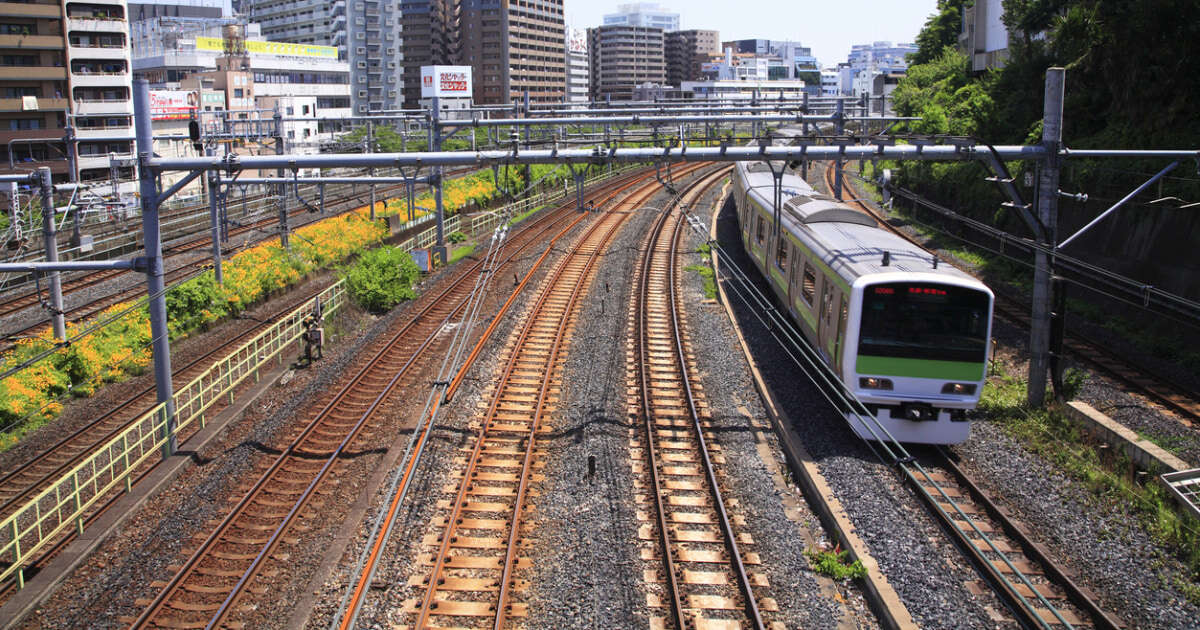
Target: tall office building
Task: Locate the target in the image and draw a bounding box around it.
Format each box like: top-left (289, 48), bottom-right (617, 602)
top-left (665, 29), bottom-right (717, 86)
top-left (587, 24), bottom-right (664, 102)
top-left (246, 0), bottom-right (402, 113)
top-left (602, 2), bottom-right (677, 32)
top-left (398, 0), bottom-right (457, 108)
top-left (459, 0), bottom-right (565, 106)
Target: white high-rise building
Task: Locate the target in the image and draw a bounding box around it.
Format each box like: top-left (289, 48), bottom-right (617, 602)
top-left (602, 2), bottom-right (679, 33)
top-left (566, 28), bottom-right (588, 105)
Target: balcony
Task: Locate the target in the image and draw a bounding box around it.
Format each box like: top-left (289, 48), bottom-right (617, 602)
top-left (68, 71), bottom-right (127, 87)
top-left (76, 151), bottom-right (132, 170)
top-left (67, 44), bottom-right (128, 60)
top-left (0, 34), bottom-right (65, 50)
top-left (73, 98), bottom-right (131, 115)
top-left (0, 66), bottom-right (67, 81)
top-left (0, 3), bottom-right (60, 19)
top-left (67, 17), bottom-right (127, 33)
top-left (0, 96), bottom-right (67, 111)
top-left (74, 124), bottom-right (130, 138)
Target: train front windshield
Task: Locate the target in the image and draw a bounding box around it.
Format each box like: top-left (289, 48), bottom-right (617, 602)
top-left (858, 283), bottom-right (990, 364)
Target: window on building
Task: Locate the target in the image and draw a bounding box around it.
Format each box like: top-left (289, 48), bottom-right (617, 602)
top-left (286, 106), bottom-right (294, 115)
top-left (9, 118), bottom-right (42, 130)
top-left (233, 88), bottom-right (244, 97)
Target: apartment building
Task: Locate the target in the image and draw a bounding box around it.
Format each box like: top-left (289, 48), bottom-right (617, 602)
top-left (602, 2), bottom-right (677, 32)
top-left (665, 28), bottom-right (717, 86)
top-left (0, 0), bottom-right (69, 179)
top-left (587, 24), bottom-right (664, 102)
top-left (459, 0), bottom-right (565, 106)
top-left (66, 0), bottom-right (136, 188)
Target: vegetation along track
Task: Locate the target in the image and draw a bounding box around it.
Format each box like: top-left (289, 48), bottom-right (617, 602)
top-left (0, 284), bottom-right (334, 602)
top-left (392, 164), bottom-right (695, 630)
top-left (627, 166), bottom-right (781, 630)
top-left (0, 166), bottom-right (475, 343)
top-left (126, 167), bottom-right (662, 629)
top-left (822, 163), bottom-right (1200, 422)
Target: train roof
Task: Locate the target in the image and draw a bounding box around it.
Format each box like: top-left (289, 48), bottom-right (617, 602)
top-left (739, 161), bottom-right (981, 286)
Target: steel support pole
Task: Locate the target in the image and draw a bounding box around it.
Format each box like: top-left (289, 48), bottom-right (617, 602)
top-left (367, 119), bottom-right (376, 220)
top-left (134, 79), bottom-right (177, 457)
top-left (207, 148), bottom-right (223, 284)
top-left (37, 167), bottom-right (65, 341)
top-left (834, 99), bottom-right (845, 200)
top-left (432, 96), bottom-right (446, 264)
top-left (801, 92), bottom-right (810, 181)
top-left (275, 107), bottom-right (289, 249)
top-left (1028, 68), bottom-right (1065, 407)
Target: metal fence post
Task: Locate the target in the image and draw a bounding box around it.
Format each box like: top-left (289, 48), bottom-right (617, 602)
top-left (432, 96), bottom-right (446, 264)
top-left (37, 167), bottom-right (65, 341)
top-left (1028, 67), bottom-right (1065, 407)
top-left (134, 79), bottom-right (177, 458)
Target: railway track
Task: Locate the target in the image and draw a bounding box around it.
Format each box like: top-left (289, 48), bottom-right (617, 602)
top-left (126, 168), bottom-right (659, 629)
top-left (914, 447), bottom-right (1123, 629)
top-left (819, 163), bottom-right (1127, 628)
top-left (628, 166), bottom-right (778, 630)
top-left (823, 163), bottom-right (1200, 423)
top-left (393, 163), bottom-right (673, 630)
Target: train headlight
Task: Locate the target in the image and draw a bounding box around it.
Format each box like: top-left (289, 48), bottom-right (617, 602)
top-left (941, 383), bottom-right (977, 395)
top-left (859, 377), bottom-right (893, 390)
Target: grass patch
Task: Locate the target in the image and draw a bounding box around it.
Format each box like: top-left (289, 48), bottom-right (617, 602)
top-left (695, 242), bottom-right (712, 255)
top-left (507, 204), bottom-right (546, 226)
top-left (979, 367), bottom-right (1200, 589)
top-left (448, 244), bottom-right (476, 264)
top-left (805, 548), bottom-right (867, 581)
top-left (684, 264), bottom-right (717, 299)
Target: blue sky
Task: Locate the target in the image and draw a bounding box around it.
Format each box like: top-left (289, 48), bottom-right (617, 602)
top-left (565, 0), bottom-right (939, 69)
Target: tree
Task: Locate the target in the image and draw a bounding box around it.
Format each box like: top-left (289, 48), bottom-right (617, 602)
top-left (911, 0), bottom-right (972, 66)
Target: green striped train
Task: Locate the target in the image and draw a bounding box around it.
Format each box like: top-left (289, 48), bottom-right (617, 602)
top-left (732, 158), bottom-right (993, 445)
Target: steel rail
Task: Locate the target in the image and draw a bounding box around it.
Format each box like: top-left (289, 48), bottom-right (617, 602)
top-left (331, 168), bottom-right (656, 630)
top-left (636, 166), bottom-right (766, 629)
top-left (409, 169), bottom-right (673, 630)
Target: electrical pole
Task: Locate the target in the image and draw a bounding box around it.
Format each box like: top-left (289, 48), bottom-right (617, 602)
top-left (133, 79), bottom-right (177, 457)
top-left (367, 119), bottom-right (376, 220)
top-left (206, 147), bottom-right (223, 284)
top-left (37, 167), bottom-right (65, 341)
top-left (274, 106), bottom-right (289, 249)
top-left (432, 96), bottom-right (446, 264)
top-left (1028, 67), bottom-right (1065, 407)
top-left (833, 99), bottom-right (845, 200)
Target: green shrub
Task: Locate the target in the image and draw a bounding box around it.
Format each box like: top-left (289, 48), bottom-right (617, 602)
top-left (685, 264), bottom-right (717, 299)
top-left (447, 230), bottom-right (468, 244)
top-left (805, 548), bottom-right (867, 581)
top-left (343, 246), bottom-right (421, 312)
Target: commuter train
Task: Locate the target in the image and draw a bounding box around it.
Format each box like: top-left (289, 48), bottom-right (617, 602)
top-left (732, 158), bottom-right (993, 445)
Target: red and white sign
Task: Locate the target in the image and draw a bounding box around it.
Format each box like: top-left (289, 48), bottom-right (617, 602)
top-left (149, 90), bottom-right (197, 120)
top-left (420, 65), bottom-right (472, 99)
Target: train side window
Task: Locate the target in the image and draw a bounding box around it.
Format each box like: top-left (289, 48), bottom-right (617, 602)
top-left (775, 237), bottom-right (787, 270)
top-left (756, 214), bottom-right (765, 243)
top-left (801, 264), bottom-right (816, 305)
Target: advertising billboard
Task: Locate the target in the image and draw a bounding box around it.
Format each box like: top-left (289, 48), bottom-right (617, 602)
top-left (195, 37), bottom-right (338, 59)
top-left (421, 66), bottom-right (473, 99)
top-left (149, 90), bottom-right (197, 120)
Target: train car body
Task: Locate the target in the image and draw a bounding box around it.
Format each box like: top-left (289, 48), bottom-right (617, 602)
top-left (732, 160), bottom-right (993, 445)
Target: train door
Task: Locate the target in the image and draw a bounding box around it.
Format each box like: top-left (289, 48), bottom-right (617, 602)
top-left (816, 277), bottom-right (839, 363)
top-left (833, 295), bottom-right (848, 372)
